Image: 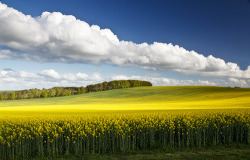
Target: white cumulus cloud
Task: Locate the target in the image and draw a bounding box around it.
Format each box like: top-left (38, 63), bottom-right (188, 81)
top-left (227, 78), bottom-right (248, 87)
top-left (0, 2), bottom-right (250, 80)
top-left (39, 69), bottom-right (61, 79)
top-left (0, 68), bottom-right (103, 90)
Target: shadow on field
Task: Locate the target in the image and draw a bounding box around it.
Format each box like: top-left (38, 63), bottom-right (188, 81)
top-left (32, 144), bottom-right (250, 160)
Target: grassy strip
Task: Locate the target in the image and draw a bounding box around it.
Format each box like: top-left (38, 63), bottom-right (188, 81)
top-left (1, 86), bottom-right (250, 110)
top-left (32, 144), bottom-right (250, 160)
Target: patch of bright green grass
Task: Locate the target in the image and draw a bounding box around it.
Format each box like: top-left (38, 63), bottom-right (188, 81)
top-left (0, 86), bottom-right (250, 111)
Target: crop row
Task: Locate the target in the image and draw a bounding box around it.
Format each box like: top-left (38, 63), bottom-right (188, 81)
top-left (0, 110), bottom-right (249, 159)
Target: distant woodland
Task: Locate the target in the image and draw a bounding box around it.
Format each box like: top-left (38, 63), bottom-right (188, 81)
top-left (0, 80), bottom-right (152, 101)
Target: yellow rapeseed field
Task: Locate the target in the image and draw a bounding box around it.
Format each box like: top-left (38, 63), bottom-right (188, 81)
top-left (0, 86), bottom-right (249, 159)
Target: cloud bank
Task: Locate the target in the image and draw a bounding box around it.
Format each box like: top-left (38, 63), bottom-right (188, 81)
top-left (1, 68), bottom-right (249, 90)
top-left (0, 2), bottom-right (250, 80)
top-left (0, 68), bottom-right (102, 90)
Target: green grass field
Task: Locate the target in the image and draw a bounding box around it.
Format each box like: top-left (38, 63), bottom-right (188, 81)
top-left (0, 86), bottom-right (250, 111)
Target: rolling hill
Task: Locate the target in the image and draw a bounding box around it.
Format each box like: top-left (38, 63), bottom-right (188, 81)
top-left (0, 86), bottom-right (250, 111)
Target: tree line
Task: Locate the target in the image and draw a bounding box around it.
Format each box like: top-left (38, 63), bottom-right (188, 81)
top-left (0, 80), bottom-right (152, 101)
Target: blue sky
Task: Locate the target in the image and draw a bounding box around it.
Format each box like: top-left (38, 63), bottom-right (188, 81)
top-left (0, 0), bottom-right (250, 90)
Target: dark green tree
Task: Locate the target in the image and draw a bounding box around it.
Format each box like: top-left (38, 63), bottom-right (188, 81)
top-left (3, 93), bottom-right (8, 100)
top-left (61, 89), bottom-right (68, 96)
top-left (16, 92), bottom-right (22, 100)
top-left (71, 89), bottom-right (74, 95)
top-left (28, 92), bottom-right (34, 99)
top-left (56, 88), bottom-right (61, 97)
top-left (93, 84), bottom-right (98, 92)
top-left (10, 92), bottom-right (15, 100)
top-left (99, 83), bottom-right (103, 91)
top-left (102, 82), bottom-right (108, 91)
top-left (31, 89), bottom-right (40, 98)
top-left (41, 90), bottom-right (47, 98)
top-left (0, 93), bottom-right (3, 101)
top-left (66, 89), bottom-right (71, 96)
top-left (48, 89), bottom-right (55, 97)
top-left (80, 86), bottom-right (85, 94)
top-left (86, 85), bottom-right (94, 92)
top-left (77, 88), bottom-right (81, 94)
